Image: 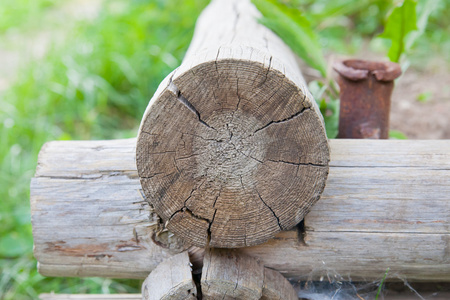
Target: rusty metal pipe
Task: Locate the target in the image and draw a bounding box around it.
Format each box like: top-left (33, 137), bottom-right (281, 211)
top-left (334, 59), bottom-right (402, 139)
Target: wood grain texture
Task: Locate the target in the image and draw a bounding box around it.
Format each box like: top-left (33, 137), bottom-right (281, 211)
top-left (201, 248), bottom-right (264, 299)
top-left (31, 139), bottom-right (450, 280)
top-left (37, 293), bottom-right (450, 300)
top-left (200, 248), bottom-right (297, 300)
top-left (39, 295), bottom-right (141, 300)
top-left (136, 0), bottom-right (329, 248)
top-left (261, 267), bottom-right (298, 300)
top-left (142, 252), bottom-right (196, 300)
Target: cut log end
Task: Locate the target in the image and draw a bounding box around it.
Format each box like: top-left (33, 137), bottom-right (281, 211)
top-left (200, 248), bottom-right (298, 300)
top-left (142, 252), bottom-right (197, 300)
top-left (141, 249), bottom-right (297, 300)
top-left (137, 59), bottom-right (329, 248)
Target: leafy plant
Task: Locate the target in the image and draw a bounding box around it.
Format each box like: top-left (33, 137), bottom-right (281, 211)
top-left (379, 0), bottom-right (442, 63)
top-left (309, 80), bottom-right (340, 138)
top-left (253, 0), bottom-right (441, 139)
top-left (252, 0), bottom-right (328, 77)
top-left (378, 0), bottom-right (418, 63)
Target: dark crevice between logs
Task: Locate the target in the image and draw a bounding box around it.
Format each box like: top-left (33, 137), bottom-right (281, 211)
top-left (297, 219), bottom-right (308, 246)
top-left (188, 246), bottom-right (205, 300)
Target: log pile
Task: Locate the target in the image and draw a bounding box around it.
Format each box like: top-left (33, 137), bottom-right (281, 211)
top-left (31, 139), bottom-right (450, 281)
top-left (30, 0), bottom-right (450, 298)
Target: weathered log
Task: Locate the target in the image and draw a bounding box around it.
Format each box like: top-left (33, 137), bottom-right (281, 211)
top-left (261, 268), bottom-right (298, 300)
top-left (200, 248), bottom-right (297, 300)
top-left (37, 293), bottom-right (450, 300)
top-left (136, 0), bottom-right (329, 248)
top-left (142, 252), bottom-right (196, 300)
top-left (31, 139), bottom-right (450, 281)
top-left (201, 248), bottom-right (264, 299)
top-left (39, 296), bottom-right (140, 300)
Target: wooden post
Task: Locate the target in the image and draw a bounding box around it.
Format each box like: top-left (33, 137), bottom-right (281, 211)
top-left (30, 139), bottom-right (450, 281)
top-left (136, 0), bottom-right (330, 248)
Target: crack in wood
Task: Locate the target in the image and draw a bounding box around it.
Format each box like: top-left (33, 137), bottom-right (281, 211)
top-left (256, 189), bottom-right (282, 230)
top-left (254, 106), bottom-right (310, 134)
top-left (168, 79), bottom-right (216, 131)
top-left (267, 159), bottom-right (327, 168)
top-left (255, 55), bottom-right (273, 88)
top-left (236, 150), bottom-right (263, 164)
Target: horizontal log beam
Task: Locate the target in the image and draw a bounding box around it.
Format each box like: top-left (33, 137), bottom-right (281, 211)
top-left (38, 292), bottom-right (450, 300)
top-left (31, 139), bottom-right (450, 281)
top-left (39, 295), bottom-right (140, 300)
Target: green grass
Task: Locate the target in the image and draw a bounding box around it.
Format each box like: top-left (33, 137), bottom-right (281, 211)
top-left (375, 268), bottom-right (390, 300)
top-left (0, 0), bottom-right (208, 298)
top-left (0, 0), bottom-right (57, 33)
top-left (0, 0), bottom-right (449, 299)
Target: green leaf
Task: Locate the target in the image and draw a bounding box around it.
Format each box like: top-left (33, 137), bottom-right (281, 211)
top-left (416, 91), bottom-right (432, 102)
top-left (379, 0), bottom-right (418, 62)
top-left (323, 98), bottom-right (339, 139)
top-left (389, 130), bottom-right (408, 139)
top-left (405, 0), bottom-right (441, 51)
top-left (309, 0), bottom-right (371, 26)
top-left (252, 0), bottom-right (328, 77)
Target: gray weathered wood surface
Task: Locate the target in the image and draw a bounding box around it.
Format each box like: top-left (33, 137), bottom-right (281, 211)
top-left (37, 292), bottom-right (450, 300)
top-left (261, 267), bottom-right (298, 300)
top-left (142, 251), bottom-right (196, 300)
top-left (39, 295), bottom-right (141, 300)
top-left (201, 248), bottom-right (264, 299)
top-left (200, 248), bottom-right (297, 300)
top-left (31, 139), bottom-right (450, 281)
top-left (136, 0), bottom-right (329, 248)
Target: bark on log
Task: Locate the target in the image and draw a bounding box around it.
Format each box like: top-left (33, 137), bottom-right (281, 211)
top-left (31, 139), bottom-right (450, 281)
top-left (136, 0), bottom-right (329, 248)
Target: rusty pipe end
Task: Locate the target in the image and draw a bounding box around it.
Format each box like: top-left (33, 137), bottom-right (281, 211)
top-left (333, 59), bottom-right (402, 82)
top-left (333, 59), bottom-right (402, 139)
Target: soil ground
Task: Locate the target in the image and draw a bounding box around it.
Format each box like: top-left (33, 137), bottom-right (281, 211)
top-left (391, 66), bottom-right (450, 139)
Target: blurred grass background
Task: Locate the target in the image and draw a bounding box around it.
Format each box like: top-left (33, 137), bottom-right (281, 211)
top-left (0, 0), bottom-right (448, 299)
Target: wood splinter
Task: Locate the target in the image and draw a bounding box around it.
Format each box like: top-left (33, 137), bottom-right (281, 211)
top-left (142, 249), bottom-right (297, 300)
